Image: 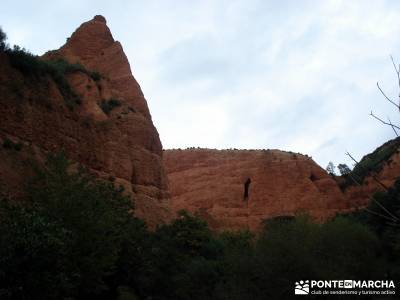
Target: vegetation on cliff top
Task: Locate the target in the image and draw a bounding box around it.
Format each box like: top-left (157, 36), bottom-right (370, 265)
top-left (340, 137), bottom-right (400, 189)
top-left (0, 27), bottom-right (6, 51)
top-left (0, 27), bottom-right (101, 109)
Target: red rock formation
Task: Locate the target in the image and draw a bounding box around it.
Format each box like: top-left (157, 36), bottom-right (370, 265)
top-left (0, 16), bottom-right (171, 227)
top-left (164, 149), bottom-right (349, 231)
top-left (1, 16), bottom-right (399, 232)
top-left (45, 15), bottom-right (150, 118)
top-left (164, 138), bottom-right (400, 232)
top-left (344, 145), bottom-right (400, 208)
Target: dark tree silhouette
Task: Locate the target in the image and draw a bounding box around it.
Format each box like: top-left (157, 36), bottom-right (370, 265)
top-left (0, 27), bottom-right (7, 51)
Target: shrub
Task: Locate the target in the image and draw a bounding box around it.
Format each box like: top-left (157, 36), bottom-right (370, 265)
top-left (100, 98), bottom-right (121, 115)
top-left (45, 58), bottom-right (101, 82)
top-left (5, 46), bottom-right (82, 109)
top-left (90, 71), bottom-right (101, 81)
top-left (3, 36), bottom-right (102, 109)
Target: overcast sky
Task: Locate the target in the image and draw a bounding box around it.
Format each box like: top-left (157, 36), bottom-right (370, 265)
top-left (1, 0), bottom-right (400, 169)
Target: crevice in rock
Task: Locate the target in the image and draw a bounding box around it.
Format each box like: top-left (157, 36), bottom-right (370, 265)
top-left (244, 177), bottom-right (251, 200)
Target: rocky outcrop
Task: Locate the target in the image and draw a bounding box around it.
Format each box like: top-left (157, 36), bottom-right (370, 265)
top-left (0, 16), bottom-right (171, 227)
top-left (45, 15), bottom-right (151, 119)
top-left (164, 138), bottom-right (400, 231)
top-left (164, 149), bottom-right (349, 231)
top-left (342, 138), bottom-right (400, 208)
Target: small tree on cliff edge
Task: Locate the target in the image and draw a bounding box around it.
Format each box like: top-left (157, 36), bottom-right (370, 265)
top-left (326, 161), bottom-right (336, 175)
top-left (0, 27), bottom-right (7, 51)
top-left (337, 163), bottom-right (351, 176)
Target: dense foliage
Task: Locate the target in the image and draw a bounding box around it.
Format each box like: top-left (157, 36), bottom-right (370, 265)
top-left (340, 137), bottom-right (400, 189)
top-left (0, 27), bottom-right (6, 51)
top-left (345, 179), bottom-right (400, 278)
top-left (0, 28), bottom-right (101, 109)
top-left (0, 153), bottom-right (398, 299)
top-left (0, 153), bottom-right (144, 299)
top-left (100, 98), bottom-right (121, 115)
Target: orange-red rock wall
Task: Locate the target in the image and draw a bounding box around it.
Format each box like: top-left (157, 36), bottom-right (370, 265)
top-left (164, 149), bottom-right (350, 231)
top-left (0, 16), bottom-right (171, 227)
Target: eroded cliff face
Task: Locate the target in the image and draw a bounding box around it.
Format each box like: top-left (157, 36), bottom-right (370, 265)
top-left (164, 137), bottom-right (400, 232)
top-left (0, 16), bottom-right (171, 227)
top-left (1, 15), bottom-right (399, 232)
top-left (164, 149), bottom-right (350, 231)
top-left (45, 15), bottom-right (151, 119)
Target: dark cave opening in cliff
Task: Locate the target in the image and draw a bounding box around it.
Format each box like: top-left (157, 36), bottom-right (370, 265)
top-left (244, 178), bottom-right (251, 200)
top-left (309, 173), bottom-right (317, 181)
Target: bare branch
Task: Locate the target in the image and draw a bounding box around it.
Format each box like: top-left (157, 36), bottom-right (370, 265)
top-left (385, 222), bottom-right (400, 227)
top-left (345, 151), bottom-right (390, 191)
top-left (348, 173), bottom-right (361, 186)
top-left (370, 111), bottom-right (400, 131)
top-left (390, 55), bottom-right (400, 91)
top-left (364, 207), bottom-right (398, 223)
top-left (376, 82), bottom-right (400, 110)
top-left (387, 117), bottom-right (399, 137)
top-left (358, 56), bottom-right (400, 224)
top-left (371, 198), bottom-right (398, 221)
top-left (345, 151), bottom-right (399, 221)
top-left (390, 55), bottom-right (399, 74)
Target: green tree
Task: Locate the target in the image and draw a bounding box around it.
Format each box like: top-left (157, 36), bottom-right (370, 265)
top-left (326, 161), bottom-right (336, 175)
top-left (143, 210), bottom-right (221, 300)
top-left (348, 179), bottom-right (400, 278)
top-left (213, 231), bottom-right (255, 300)
top-left (235, 215), bottom-right (383, 300)
top-left (0, 152), bottom-right (141, 299)
top-left (254, 216), bottom-right (320, 299)
top-left (0, 201), bottom-right (71, 299)
top-left (316, 217), bottom-right (382, 279)
top-left (337, 163), bottom-right (351, 175)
